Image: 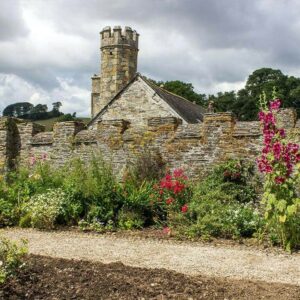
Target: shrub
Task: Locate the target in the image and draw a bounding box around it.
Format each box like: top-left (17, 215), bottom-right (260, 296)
top-left (185, 189), bottom-right (262, 239)
top-left (0, 199), bottom-right (14, 227)
top-left (124, 149), bottom-right (166, 185)
top-left (62, 156), bottom-right (121, 225)
top-left (0, 157), bottom-right (63, 226)
top-left (21, 188), bottom-right (69, 229)
top-left (150, 168), bottom-right (192, 227)
top-left (119, 180), bottom-right (154, 227)
top-left (198, 159), bottom-right (260, 204)
top-left (172, 160), bottom-right (263, 239)
top-left (257, 98), bottom-right (300, 251)
top-left (0, 236), bottom-right (27, 284)
top-left (117, 208), bottom-right (145, 230)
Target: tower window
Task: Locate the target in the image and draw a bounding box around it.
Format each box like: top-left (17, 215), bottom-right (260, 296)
top-left (110, 51), bottom-right (113, 55)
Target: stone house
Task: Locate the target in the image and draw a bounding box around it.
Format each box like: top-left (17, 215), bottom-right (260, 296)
top-left (89, 26), bottom-right (206, 128)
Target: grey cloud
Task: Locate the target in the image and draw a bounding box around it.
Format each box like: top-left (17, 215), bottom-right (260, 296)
top-left (0, 0), bottom-right (28, 41)
top-left (1, 0), bottom-right (300, 115)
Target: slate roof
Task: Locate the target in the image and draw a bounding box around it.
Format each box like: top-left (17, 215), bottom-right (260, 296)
top-left (88, 73), bottom-right (206, 127)
top-left (142, 77), bottom-right (206, 123)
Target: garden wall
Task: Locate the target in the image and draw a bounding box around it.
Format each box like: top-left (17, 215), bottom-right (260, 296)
top-left (0, 109), bottom-right (299, 179)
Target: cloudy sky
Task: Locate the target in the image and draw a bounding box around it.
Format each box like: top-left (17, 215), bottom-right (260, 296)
top-left (0, 0), bottom-right (300, 116)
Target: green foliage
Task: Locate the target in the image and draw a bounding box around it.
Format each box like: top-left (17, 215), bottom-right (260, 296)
top-left (0, 154), bottom-right (284, 247)
top-left (213, 68), bottom-right (300, 120)
top-left (21, 188), bottom-right (70, 229)
top-left (174, 160), bottom-right (262, 239)
top-left (120, 180), bottom-right (154, 226)
top-left (78, 219), bottom-right (106, 233)
top-left (197, 159), bottom-right (260, 204)
top-left (186, 194), bottom-right (262, 239)
top-left (2, 102), bottom-right (33, 117)
top-left (257, 99), bottom-right (300, 251)
top-left (117, 208), bottom-right (144, 230)
top-left (0, 236), bottom-right (27, 284)
top-left (62, 156), bottom-right (120, 225)
top-left (0, 160), bottom-right (63, 226)
top-left (56, 113), bottom-right (78, 122)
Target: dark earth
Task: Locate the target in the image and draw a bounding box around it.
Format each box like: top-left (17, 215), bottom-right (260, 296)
top-left (0, 255), bottom-right (299, 300)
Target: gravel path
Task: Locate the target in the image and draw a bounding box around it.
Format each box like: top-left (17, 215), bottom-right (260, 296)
top-left (1, 228), bottom-right (300, 286)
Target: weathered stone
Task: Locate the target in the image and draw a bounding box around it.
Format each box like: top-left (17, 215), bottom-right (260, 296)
top-left (0, 109), bottom-right (298, 179)
top-left (91, 26), bottom-right (139, 117)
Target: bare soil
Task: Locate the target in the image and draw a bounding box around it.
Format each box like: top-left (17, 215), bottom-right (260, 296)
top-left (1, 255), bottom-right (299, 300)
top-left (2, 228), bottom-right (300, 286)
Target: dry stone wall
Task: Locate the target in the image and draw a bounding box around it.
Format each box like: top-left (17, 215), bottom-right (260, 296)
top-left (0, 109), bottom-right (299, 179)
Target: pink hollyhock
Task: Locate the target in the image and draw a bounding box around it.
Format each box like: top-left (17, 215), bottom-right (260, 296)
top-left (258, 111), bottom-right (265, 121)
top-left (275, 176), bottom-right (286, 184)
top-left (270, 99), bottom-right (281, 111)
top-left (272, 142), bottom-right (282, 160)
top-left (278, 128), bottom-right (286, 138)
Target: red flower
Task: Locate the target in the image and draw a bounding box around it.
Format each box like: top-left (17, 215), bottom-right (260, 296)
top-left (181, 204), bottom-right (188, 213)
top-left (173, 181), bottom-right (185, 194)
top-left (166, 197), bottom-right (174, 205)
top-left (173, 168), bottom-right (184, 178)
top-left (163, 227), bottom-right (171, 235)
top-left (165, 173), bottom-right (172, 181)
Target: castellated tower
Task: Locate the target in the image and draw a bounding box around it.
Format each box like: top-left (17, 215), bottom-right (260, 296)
top-left (91, 26), bottom-right (139, 117)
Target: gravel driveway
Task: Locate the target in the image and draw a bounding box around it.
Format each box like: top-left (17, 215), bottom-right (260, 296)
top-left (1, 228), bottom-right (300, 286)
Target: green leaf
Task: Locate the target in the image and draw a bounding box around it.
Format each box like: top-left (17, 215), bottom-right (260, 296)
top-left (276, 200), bottom-right (287, 213)
top-left (287, 205), bottom-right (297, 216)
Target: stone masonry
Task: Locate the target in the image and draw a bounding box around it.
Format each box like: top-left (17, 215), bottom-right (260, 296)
top-left (91, 26), bottom-right (139, 117)
top-left (0, 109), bottom-right (299, 179)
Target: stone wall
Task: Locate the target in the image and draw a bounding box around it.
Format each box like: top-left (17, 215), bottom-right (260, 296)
top-left (1, 109), bottom-right (299, 179)
top-left (91, 76), bottom-right (185, 128)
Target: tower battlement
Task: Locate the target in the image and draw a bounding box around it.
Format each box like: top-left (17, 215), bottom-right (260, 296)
top-left (91, 26), bottom-right (139, 117)
top-left (100, 26), bottom-right (139, 49)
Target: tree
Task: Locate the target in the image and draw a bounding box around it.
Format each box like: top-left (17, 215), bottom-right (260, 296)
top-left (30, 104), bottom-right (48, 114)
top-left (147, 78), bottom-right (206, 106)
top-left (211, 91), bottom-right (237, 113)
top-left (52, 102), bottom-right (62, 112)
top-left (3, 102), bottom-right (34, 117)
top-left (246, 68), bottom-right (287, 100)
top-left (162, 81), bottom-right (206, 106)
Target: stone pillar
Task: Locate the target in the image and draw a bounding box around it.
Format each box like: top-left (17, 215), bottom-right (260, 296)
top-left (203, 113), bottom-right (235, 141)
top-left (202, 112), bottom-right (236, 166)
top-left (0, 118), bottom-right (13, 174)
top-left (52, 121), bottom-right (85, 165)
top-left (16, 121), bottom-right (45, 166)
